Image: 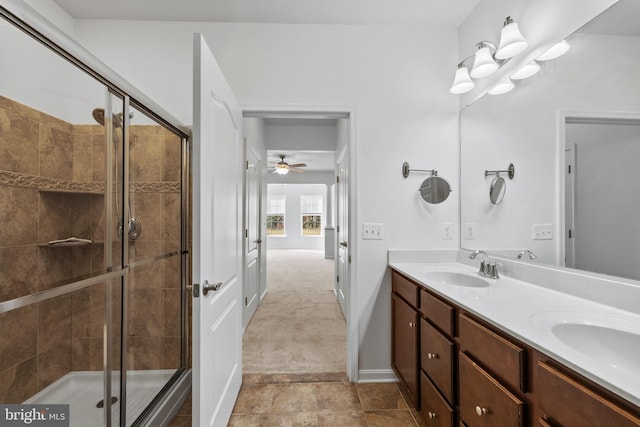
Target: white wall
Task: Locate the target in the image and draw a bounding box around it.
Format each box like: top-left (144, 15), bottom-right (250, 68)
top-left (567, 122), bottom-right (640, 280)
top-left (267, 184), bottom-right (325, 250)
top-left (74, 19), bottom-right (461, 377)
top-left (265, 123), bottom-right (337, 151)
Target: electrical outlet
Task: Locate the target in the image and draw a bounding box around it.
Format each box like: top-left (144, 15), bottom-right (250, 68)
top-left (363, 223), bottom-right (384, 240)
top-left (441, 223), bottom-right (453, 240)
top-left (532, 224), bottom-right (553, 240)
top-left (463, 223), bottom-right (476, 240)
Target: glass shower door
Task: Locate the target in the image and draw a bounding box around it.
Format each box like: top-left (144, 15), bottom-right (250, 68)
top-left (123, 104), bottom-right (185, 424)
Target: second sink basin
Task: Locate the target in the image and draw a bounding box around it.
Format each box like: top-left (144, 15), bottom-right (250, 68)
top-left (531, 311), bottom-right (640, 377)
top-left (552, 322), bottom-right (640, 375)
top-left (421, 271), bottom-right (489, 288)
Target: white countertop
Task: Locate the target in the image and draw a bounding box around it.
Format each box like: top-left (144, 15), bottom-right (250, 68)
top-left (389, 256), bottom-right (640, 408)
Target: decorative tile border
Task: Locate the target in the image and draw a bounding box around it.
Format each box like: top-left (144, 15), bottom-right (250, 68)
top-left (0, 170), bottom-right (180, 194)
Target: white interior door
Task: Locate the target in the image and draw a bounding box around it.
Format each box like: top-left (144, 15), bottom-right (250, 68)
top-left (565, 144), bottom-right (576, 268)
top-left (243, 145), bottom-right (261, 328)
top-left (192, 33), bottom-right (243, 427)
top-left (336, 149), bottom-right (348, 318)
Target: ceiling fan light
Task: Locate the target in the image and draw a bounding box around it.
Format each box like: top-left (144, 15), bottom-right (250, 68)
top-left (495, 17), bottom-right (528, 59)
top-left (537, 40), bottom-right (570, 61)
top-left (275, 167), bottom-right (289, 175)
top-left (511, 60), bottom-right (540, 80)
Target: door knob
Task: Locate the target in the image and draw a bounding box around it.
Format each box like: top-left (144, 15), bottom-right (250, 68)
top-left (340, 241), bottom-right (348, 247)
top-left (202, 280), bottom-right (222, 296)
top-left (475, 406), bottom-right (488, 416)
top-left (427, 352), bottom-right (439, 360)
top-left (255, 239), bottom-right (263, 244)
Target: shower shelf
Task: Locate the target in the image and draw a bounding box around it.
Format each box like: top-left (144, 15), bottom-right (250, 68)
top-left (39, 239), bottom-right (104, 248)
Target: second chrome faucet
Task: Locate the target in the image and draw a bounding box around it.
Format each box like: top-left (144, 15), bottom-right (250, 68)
top-left (468, 250), bottom-right (500, 279)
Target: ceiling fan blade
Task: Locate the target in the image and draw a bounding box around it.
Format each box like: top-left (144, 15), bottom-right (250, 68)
top-left (290, 167), bottom-right (305, 172)
top-left (288, 163), bottom-right (307, 168)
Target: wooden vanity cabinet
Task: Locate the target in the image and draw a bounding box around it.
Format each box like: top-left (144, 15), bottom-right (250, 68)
top-left (390, 268), bottom-right (640, 427)
top-left (391, 271), bottom-right (420, 407)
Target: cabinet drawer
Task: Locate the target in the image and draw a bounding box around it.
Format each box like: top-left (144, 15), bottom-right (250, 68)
top-left (392, 270), bottom-right (419, 309)
top-left (420, 289), bottom-right (455, 336)
top-left (420, 370), bottom-right (454, 427)
top-left (421, 318), bottom-right (455, 404)
top-left (459, 352), bottom-right (524, 427)
top-left (458, 313), bottom-right (526, 393)
top-left (538, 362), bottom-right (640, 427)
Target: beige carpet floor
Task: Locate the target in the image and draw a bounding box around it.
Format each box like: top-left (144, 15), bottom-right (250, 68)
top-left (242, 250), bottom-right (347, 376)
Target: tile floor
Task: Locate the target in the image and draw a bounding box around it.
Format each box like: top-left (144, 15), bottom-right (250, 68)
top-left (168, 380), bottom-right (425, 426)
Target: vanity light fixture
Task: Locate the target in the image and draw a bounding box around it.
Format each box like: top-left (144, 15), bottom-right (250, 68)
top-left (537, 40), bottom-right (570, 61)
top-left (470, 42), bottom-right (500, 78)
top-left (495, 16), bottom-right (529, 59)
top-left (511, 60), bottom-right (540, 80)
top-left (488, 78), bottom-right (515, 95)
top-left (450, 16), bottom-right (528, 95)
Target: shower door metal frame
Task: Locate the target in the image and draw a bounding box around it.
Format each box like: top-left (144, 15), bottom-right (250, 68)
top-left (0, 1), bottom-right (193, 426)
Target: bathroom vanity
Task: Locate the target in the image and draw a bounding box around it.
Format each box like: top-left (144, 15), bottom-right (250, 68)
top-left (389, 252), bottom-right (640, 427)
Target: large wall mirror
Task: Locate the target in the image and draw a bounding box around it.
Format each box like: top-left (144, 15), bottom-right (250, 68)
top-left (460, 0), bottom-right (640, 281)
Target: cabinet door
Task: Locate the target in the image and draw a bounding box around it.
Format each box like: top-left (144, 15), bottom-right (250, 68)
top-left (538, 362), bottom-right (640, 427)
top-left (459, 352), bottom-right (524, 427)
top-left (392, 293), bottom-right (419, 404)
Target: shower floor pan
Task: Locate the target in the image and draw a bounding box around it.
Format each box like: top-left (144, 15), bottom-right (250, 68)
top-left (24, 369), bottom-right (175, 427)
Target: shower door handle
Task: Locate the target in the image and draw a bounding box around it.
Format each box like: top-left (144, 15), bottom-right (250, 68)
top-left (202, 280), bottom-right (223, 296)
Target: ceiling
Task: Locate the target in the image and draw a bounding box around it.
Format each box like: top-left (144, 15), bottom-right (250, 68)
top-left (53, 0), bottom-right (479, 26)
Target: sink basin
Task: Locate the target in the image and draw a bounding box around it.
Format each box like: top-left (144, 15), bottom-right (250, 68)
top-left (421, 271), bottom-right (489, 288)
top-left (551, 323), bottom-right (640, 375)
top-left (531, 311), bottom-right (640, 376)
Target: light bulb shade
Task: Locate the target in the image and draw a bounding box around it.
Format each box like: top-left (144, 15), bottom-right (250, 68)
top-left (488, 79), bottom-right (515, 95)
top-left (511, 60), bottom-right (540, 80)
top-left (470, 46), bottom-right (499, 78)
top-left (495, 19), bottom-right (528, 59)
top-left (275, 167), bottom-right (289, 175)
top-left (537, 40), bottom-right (570, 61)
top-left (450, 66), bottom-right (475, 94)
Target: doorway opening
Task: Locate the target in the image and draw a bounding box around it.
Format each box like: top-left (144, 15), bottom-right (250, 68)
top-left (562, 113), bottom-right (640, 280)
top-left (241, 109), bottom-right (356, 381)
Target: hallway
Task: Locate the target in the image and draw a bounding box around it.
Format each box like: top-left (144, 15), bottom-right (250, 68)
top-left (242, 249), bottom-right (346, 377)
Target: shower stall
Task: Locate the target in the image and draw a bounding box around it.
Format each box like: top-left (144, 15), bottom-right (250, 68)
top-left (0, 2), bottom-right (191, 426)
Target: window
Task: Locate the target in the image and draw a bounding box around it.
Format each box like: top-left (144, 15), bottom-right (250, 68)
top-left (300, 195), bottom-right (323, 236)
top-left (266, 195), bottom-right (286, 236)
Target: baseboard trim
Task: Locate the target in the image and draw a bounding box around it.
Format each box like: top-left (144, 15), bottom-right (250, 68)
top-left (357, 369), bottom-right (398, 383)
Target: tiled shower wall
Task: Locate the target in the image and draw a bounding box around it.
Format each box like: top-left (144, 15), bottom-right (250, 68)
top-left (0, 96), bottom-right (183, 403)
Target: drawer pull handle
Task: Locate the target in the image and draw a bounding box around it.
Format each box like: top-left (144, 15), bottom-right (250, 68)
top-left (427, 352), bottom-right (439, 360)
top-left (427, 411), bottom-right (437, 419)
top-left (475, 406), bottom-right (488, 417)
top-left (409, 322), bottom-right (416, 328)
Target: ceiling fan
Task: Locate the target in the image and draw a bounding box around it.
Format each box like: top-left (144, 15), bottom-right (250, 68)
top-left (269, 154), bottom-right (307, 175)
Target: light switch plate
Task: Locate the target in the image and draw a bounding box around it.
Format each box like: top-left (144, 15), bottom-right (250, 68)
top-left (441, 223), bottom-right (453, 240)
top-left (363, 223), bottom-right (384, 240)
top-left (463, 223), bottom-right (475, 240)
top-left (532, 223), bottom-right (553, 240)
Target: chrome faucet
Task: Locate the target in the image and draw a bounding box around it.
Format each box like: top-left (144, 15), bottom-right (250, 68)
top-left (517, 249), bottom-right (538, 260)
top-left (468, 250), bottom-right (499, 279)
